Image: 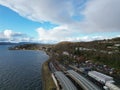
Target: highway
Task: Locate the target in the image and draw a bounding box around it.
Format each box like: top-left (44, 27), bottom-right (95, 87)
top-left (67, 70), bottom-right (101, 90)
top-left (54, 71), bottom-right (77, 90)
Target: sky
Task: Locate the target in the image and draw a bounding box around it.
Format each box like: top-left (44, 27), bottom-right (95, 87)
top-left (0, 0), bottom-right (120, 43)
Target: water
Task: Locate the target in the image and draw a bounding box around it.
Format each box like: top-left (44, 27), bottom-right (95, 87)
top-left (0, 45), bottom-right (49, 90)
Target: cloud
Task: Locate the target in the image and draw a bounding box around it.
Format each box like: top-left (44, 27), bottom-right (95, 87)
top-left (1, 0), bottom-right (120, 32)
top-left (0, 30), bottom-right (34, 42)
top-left (36, 25), bottom-right (86, 43)
top-left (36, 25), bottom-right (73, 42)
top-left (36, 26), bottom-right (114, 43)
top-left (0, 0), bottom-right (84, 24)
top-left (0, 0), bottom-right (120, 43)
top-left (80, 0), bottom-right (120, 32)
top-left (80, 36), bottom-right (109, 41)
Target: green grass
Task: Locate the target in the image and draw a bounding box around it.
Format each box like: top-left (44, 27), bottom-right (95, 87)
top-left (42, 60), bottom-right (56, 90)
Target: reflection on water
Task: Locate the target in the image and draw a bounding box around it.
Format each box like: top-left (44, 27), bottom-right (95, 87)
top-left (0, 45), bottom-right (48, 90)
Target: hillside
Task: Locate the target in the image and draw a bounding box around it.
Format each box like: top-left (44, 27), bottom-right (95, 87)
top-left (52, 37), bottom-right (120, 69)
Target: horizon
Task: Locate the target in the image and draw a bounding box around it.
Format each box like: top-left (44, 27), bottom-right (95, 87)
top-left (0, 0), bottom-right (120, 43)
top-left (0, 36), bottom-right (120, 45)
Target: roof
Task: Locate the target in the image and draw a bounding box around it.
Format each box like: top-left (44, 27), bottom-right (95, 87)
top-left (106, 82), bottom-right (120, 90)
top-left (88, 71), bottom-right (113, 81)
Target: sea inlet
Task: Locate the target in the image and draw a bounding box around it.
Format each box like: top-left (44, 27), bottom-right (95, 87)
top-left (0, 45), bottom-right (49, 90)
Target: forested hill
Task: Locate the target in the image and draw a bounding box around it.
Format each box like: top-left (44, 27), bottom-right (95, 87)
top-left (52, 37), bottom-right (120, 69)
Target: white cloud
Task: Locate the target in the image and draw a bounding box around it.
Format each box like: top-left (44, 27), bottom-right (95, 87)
top-left (80, 0), bottom-right (120, 32)
top-left (0, 0), bottom-right (120, 43)
top-left (0, 0), bottom-right (81, 24)
top-left (0, 30), bottom-right (34, 42)
top-left (36, 26), bottom-right (114, 43)
top-left (36, 25), bottom-right (73, 42)
top-left (81, 36), bottom-right (108, 41)
top-left (3, 30), bottom-right (12, 38)
top-left (1, 0), bottom-right (120, 32)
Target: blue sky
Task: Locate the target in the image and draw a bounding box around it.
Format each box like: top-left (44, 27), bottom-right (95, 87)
top-left (0, 5), bottom-right (57, 37)
top-left (0, 0), bottom-right (120, 43)
top-left (0, 5), bottom-right (39, 36)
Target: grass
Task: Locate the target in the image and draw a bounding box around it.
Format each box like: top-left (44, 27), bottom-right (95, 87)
top-left (42, 60), bottom-right (56, 90)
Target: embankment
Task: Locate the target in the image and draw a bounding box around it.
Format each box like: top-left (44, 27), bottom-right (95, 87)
top-left (42, 60), bottom-right (56, 90)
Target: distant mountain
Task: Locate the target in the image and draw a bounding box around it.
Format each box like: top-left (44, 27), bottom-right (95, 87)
top-left (17, 42), bottom-right (37, 45)
top-left (0, 42), bottom-right (40, 45)
top-left (0, 42), bottom-right (17, 45)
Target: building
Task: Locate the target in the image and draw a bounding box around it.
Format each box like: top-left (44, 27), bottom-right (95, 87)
top-left (88, 71), bottom-right (114, 84)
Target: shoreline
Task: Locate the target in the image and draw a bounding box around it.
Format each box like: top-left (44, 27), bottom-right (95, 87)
top-left (42, 50), bottom-right (56, 90)
top-left (9, 47), bottom-right (56, 90)
top-left (42, 59), bottom-right (56, 90)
